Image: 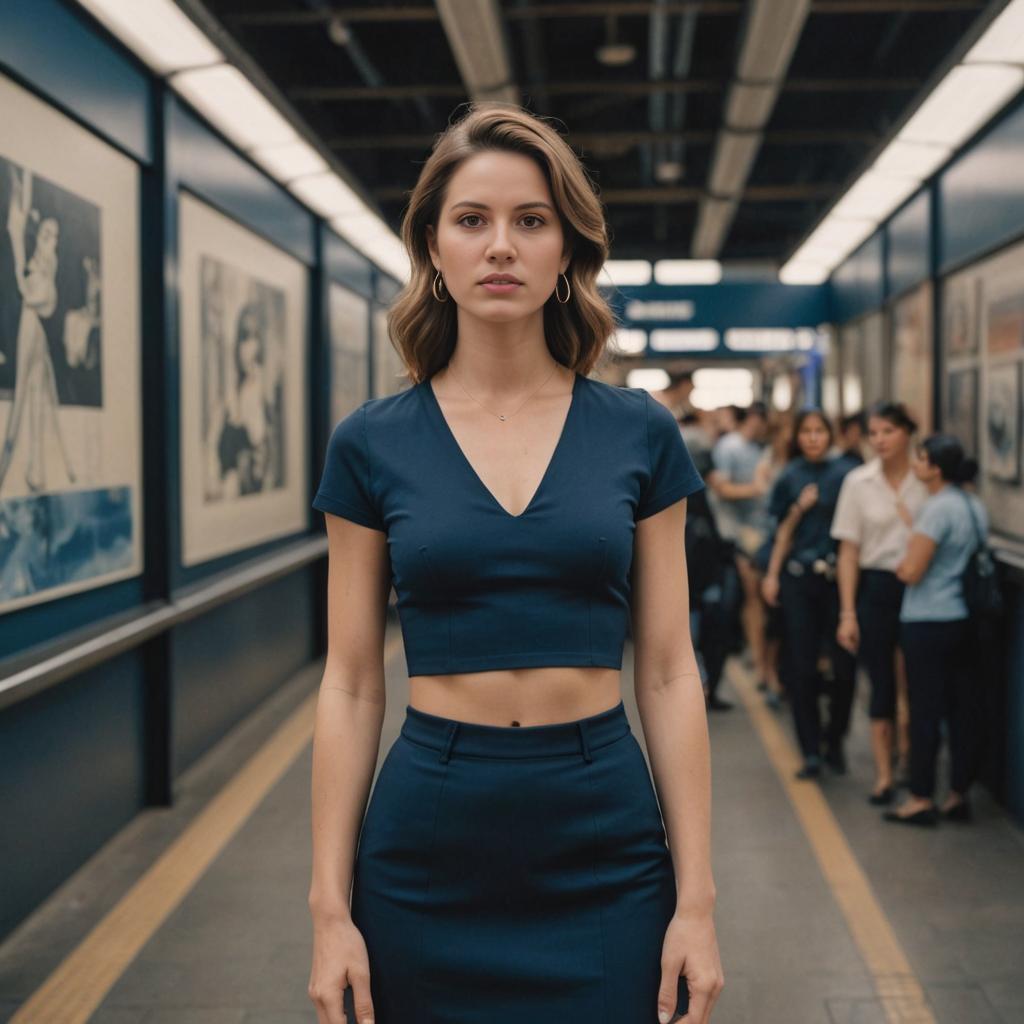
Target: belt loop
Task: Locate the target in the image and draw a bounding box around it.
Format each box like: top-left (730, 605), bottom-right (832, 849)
top-left (577, 721), bottom-right (593, 764)
top-left (440, 722), bottom-right (458, 764)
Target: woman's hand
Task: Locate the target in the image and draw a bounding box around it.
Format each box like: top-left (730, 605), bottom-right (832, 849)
top-left (308, 912), bottom-right (375, 1024)
top-left (658, 909), bottom-right (724, 1023)
top-left (836, 613), bottom-right (860, 654)
top-left (761, 573), bottom-right (780, 607)
top-left (796, 483), bottom-right (819, 511)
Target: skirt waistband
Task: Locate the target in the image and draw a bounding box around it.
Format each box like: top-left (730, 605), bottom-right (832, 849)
top-left (400, 699), bottom-right (630, 763)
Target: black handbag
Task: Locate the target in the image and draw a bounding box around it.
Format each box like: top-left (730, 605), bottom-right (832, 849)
top-left (958, 490), bottom-right (1003, 618)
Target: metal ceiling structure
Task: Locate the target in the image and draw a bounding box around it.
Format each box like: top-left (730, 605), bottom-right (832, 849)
top-left (199, 0), bottom-right (992, 266)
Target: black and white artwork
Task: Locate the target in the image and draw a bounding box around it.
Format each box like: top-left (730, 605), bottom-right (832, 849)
top-left (178, 193), bottom-right (307, 566)
top-left (328, 281), bottom-right (369, 427)
top-left (942, 271), bottom-right (979, 358)
top-left (985, 361), bottom-right (1022, 485)
top-left (946, 367), bottom-right (978, 459)
top-left (0, 73), bottom-right (142, 613)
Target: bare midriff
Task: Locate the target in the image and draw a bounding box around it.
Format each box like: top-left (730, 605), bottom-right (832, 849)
top-left (409, 666), bottom-right (622, 727)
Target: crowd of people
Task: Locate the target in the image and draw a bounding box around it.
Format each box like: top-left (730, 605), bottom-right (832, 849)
top-left (655, 370), bottom-right (994, 829)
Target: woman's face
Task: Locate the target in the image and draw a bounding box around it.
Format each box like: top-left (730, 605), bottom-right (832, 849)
top-left (425, 150), bottom-right (570, 324)
top-left (868, 415), bottom-right (910, 462)
top-left (912, 447), bottom-right (939, 483)
top-left (797, 414), bottom-right (831, 461)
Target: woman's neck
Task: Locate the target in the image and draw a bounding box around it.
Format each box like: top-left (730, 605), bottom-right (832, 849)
top-left (881, 452), bottom-right (910, 480)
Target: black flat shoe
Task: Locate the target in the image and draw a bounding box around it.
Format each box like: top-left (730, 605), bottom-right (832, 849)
top-left (823, 742), bottom-right (847, 775)
top-left (882, 807), bottom-right (938, 827)
top-left (941, 800), bottom-right (972, 822)
top-left (795, 761), bottom-right (821, 780)
top-left (868, 786), bottom-right (894, 805)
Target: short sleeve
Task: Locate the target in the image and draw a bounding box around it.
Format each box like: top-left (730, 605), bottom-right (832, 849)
top-left (913, 498), bottom-right (949, 546)
top-left (767, 469), bottom-right (792, 523)
top-left (636, 392), bottom-right (705, 520)
top-left (312, 404), bottom-right (385, 531)
top-left (830, 473), bottom-right (862, 543)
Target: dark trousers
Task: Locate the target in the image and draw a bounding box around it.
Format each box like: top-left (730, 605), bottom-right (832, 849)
top-left (856, 569), bottom-right (904, 721)
top-left (900, 619), bottom-right (974, 800)
top-left (779, 571), bottom-right (857, 760)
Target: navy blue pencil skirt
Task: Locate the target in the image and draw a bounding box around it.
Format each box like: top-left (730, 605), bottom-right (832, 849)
top-left (343, 699), bottom-right (689, 1023)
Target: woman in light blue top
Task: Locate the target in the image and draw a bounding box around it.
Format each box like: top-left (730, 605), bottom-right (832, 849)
top-left (884, 435), bottom-right (989, 827)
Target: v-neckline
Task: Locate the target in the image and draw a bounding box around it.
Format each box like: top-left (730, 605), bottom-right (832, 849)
top-left (422, 370), bottom-right (580, 520)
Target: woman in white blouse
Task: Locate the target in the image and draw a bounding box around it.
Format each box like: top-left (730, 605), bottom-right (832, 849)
top-left (831, 403), bottom-right (928, 804)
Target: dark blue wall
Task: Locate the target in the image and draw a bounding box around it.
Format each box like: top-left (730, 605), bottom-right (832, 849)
top-left (0, 0), bottom-right (396, 944)
top-left (830, 231), bottom-right (886, 324)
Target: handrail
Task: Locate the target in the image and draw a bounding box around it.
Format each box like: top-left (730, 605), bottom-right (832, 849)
top-left (0, 535), bottom-right (328, 712)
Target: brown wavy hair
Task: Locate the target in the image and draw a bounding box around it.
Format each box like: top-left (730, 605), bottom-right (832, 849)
top-left (387, 103), bottom-right (618, 385)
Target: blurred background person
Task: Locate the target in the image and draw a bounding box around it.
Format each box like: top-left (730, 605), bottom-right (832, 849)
top-left (706, 402), bottom-right (771, 694)
top-left (761, 410), bottom-right (856, 779)
top-left (831, 402), bottom-right (927, 805)
top-left (833, 411), bottom-right (867, 472)
top-left (885, 435), bottom-right (989, 827)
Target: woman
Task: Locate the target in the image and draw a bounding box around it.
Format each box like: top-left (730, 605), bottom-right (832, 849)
top-left (884, 435), bottom-right (988, 827)
top-left (761, 409), bottom-right (856, 779)
top-left (307, 106), bottom-right (723, 1024)
top-left (752, 410), bottom-right (793, 709)
top-left (831, 402), bottom-right (928, 805)
top-left (0, 167), bottom-right (76, 495)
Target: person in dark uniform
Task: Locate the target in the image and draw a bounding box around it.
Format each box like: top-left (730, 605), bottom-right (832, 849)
top-left (760, 409), bottom-right (857, 779)
top-left (308, 104), bottom-right (723, 1024)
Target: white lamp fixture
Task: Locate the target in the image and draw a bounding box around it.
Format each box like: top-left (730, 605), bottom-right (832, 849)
top-left (873, 139), bottom-right (953, 181)
top-left (172, 64), bottom-right (297, 150)
top-left (288, 172), bottom-right (365, 219)
top-left (805, 216), bottom-right (878, 253)
top-left (898, 63), bottom-right (1024, 149)
top-left (779, 262), bottom-right (830, 285)
top-left (75, 0), bottom-right (222, 74)
top-left (609, 328), bottom-right (648, 355)
top-left (963, 0), bottom-right (1024, 65)
top-left (649, 328), bottom-right (720, 352)
top-left (829, 169), bottom-right (921, 222)
top-left (654, 260), bottom-right (723, 285)
top-left (250, 140), bottom-right (328, 182)
top-left (600, 260), bottom-right (653, 287)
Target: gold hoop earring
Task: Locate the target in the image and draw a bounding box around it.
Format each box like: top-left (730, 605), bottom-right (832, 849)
top-left (555, 272), bottom-right (571, 304)
top-left (432, 270), bottom-right (448, 303)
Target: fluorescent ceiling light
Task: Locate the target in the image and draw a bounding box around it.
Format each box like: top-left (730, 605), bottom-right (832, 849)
top-left (649, 328), bottom-right (720, 352)
top-left (726, 83), bottom-right (776, 130)
top-left (779, 262), bottom-right (831, 285)
top-left (75, 0), bottom-right (222, 75)
top-left (288, 173), bottom-right (365, 218)
top-left (708, 131), bottom-right (763, 196)
top-left (805, 216), bottom-right (877, 253)
top-left (331, 210), bottom-right (390, 242)
top-left (250, 140), bottom-right (328, 182)
top-left (172, 64), bottom-right (297, 150)
top-left (654, 260), bottom-right (723, 285)
top-left (691, 367), bottom-right (754, 410)
top-left (600, 260), bottom-right (652, 286)
top-left (725, 328), bottom-right (805, 351)
top-left (434, 0), bottom-right (515, 102)
top-left (738, 0), bottom-right (812, 80)
top-left (610, 329), bottom-right (648, 355)
top-left (963, 0), bottom-right (1024, 65)
top-left (873, 139), bottom-right (952, 181)
top-left (829, 169), bottom-right (921, 222)
top-left (898, 63), bottom-right (1024, 149)
top-left (692, 196), bottom-right (739, 259)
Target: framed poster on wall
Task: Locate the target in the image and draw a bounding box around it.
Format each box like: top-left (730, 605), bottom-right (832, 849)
top-left (0, 73), bottom-right (143, 613)
top-left (985, 361), bottom-right (1022, 485)
top-left (945, 367), bottom-right (979, 459)
top-left (890, 282), bottom-right (933, 434)
top-left (942, 269), bottom-right (979, 358)
top-left (177, 192), bottom-right (308, 566)
top-left (328, 281), bottom-right (369, 428)
top-left (838, 320), bottom-right (863, 416)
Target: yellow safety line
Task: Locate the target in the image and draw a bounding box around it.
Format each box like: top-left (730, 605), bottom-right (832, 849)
top-left (12, 632), bottom-right (405, 1023)
top-left (729, 659), bottom-right (936, 1024)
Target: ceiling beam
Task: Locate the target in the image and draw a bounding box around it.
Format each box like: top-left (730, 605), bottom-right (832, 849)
top-left (372, 183), bottom-right (838, 202)
top-left (291, 77), bottom-right (920, 102)
top-left (224, 2), bottom-right (982, 26)
top-left (327, 128), bottom-right (880, 149)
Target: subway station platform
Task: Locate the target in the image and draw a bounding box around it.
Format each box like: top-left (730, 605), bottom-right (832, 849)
top-left (2, 622), bottom-right (1022, 1024)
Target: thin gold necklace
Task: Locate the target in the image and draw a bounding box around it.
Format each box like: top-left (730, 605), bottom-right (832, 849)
top-left (443, 360), bottom-right (564, 421)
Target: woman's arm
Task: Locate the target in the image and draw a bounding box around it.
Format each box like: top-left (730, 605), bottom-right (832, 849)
top-left (761, 495), bottom-right (809, 605)
top-left (835, 540), bottom-right (861, 652)
top-left (895, 533), bottom-right (937, 585)
top-left (307, 513), bottom-right (391, 1023)
top-left (632, 496), bottom-right (724, 1023)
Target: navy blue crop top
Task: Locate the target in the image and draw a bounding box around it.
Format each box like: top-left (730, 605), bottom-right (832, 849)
top-left (312, 372), bottom-right (704, 676)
